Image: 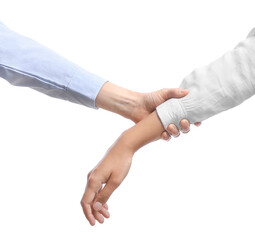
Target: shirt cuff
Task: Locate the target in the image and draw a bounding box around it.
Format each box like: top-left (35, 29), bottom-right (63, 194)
top-left (66, 68), bottom-right (108, 109)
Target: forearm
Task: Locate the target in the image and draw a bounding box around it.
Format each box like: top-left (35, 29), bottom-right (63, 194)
top-left (0, 21), bottom-right (107, 109)
top-left (95, 82), bottom-right (141, 121)
top-left (0, 22), bottom-right (138, 113)
top-left (119, 111), bottom-right (164, 153)
top-left (157, 28), bottom-right (255, 130)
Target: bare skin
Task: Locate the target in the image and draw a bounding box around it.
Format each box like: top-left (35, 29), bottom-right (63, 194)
top-left (82, 83), bottom-right (201, 225)
top-left (95, 82), bottom-right (201, 139)
top-left (81, 111), bottom-right (175, 225)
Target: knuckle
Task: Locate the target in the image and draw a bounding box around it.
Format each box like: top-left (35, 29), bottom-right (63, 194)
top-left (80, 199), bottom-right (85, 207)
top-left (161, 88), bottom-right (169, 96)
top-left (88, 174), bottom-right (98, 185)
top-left (87, 172), bottom-right (91, 180)
top-left (111, 177), bottom-right (121, 187)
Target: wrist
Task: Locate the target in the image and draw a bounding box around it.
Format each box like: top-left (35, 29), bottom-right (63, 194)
top-left (120, 111), bottom-right (164, 152)
top-left (118, 129), bottom-right (138, 154)
top-left (95, 82), bottom-right (141, 121)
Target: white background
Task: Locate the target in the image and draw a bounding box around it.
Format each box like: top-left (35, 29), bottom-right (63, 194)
top-left (0, 0), bottom-right (255, 239)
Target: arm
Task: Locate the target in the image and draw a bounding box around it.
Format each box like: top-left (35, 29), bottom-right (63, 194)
top-left (123, 111), bottom-right (164, 151)
top-left (157, 28), bottom-right (255, 130)
top-left (0, 21), bottom-right (106, 109)
top-left (81, 110), bottom-right (164, 226)
top-left (0, 21), bottom-right (196, 136)
top-left (81, 27), bottom-right (255, 225)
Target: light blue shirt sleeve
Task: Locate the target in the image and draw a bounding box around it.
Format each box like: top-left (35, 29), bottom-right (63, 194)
top-left (0, 21), bottom-right (108, 109)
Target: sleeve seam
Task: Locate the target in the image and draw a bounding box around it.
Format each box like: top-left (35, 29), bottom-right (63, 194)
top-left (0, 63), bottom-right (67, 90)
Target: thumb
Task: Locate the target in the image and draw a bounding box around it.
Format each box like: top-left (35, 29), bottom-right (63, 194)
top-left (161, 88), bottom-right (189, 100)
top-left (92, 177), bottom-right (119, 211)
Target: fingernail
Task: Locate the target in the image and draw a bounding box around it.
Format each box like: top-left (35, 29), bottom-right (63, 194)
top-left (166, 137), bottom-right (171, 142)
top-left (181, 89), bottom-right (189, 94)
top-left (173, 133), bottom-right (180, 138)
top-left (183, 119), bottom-right (189, 125)
top-left (170, 125), bottom-right (176, 131)
top-left (93, 202), bottom-right (102, 211)
top-left (182, 129), bottom-right (190, 134)
top-left (178, 89), bottom-right (184, 94)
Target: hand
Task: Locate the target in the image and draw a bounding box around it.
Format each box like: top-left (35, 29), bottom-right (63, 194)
top-left (163, 120), bottom-right (202, 141)
top-left (95, 82), bottom-right (201, 139)
top-left (133, 88), bottom-right (202, 140)
top-left (80, 135), bottom-right (134, 226)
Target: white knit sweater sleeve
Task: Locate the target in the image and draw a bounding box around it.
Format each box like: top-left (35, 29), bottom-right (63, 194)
top-left (156, 28), bottom-right (255, 130)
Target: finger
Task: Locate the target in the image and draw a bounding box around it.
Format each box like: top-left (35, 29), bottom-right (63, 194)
top-left (161, 131), bottom-right (171, 141)
top-left (167, 124), bottom-right (180, 137)
top-left (92, 210), bottom-right (104, 224)
top-left (97, 188), bottom-right (109, 209)
top-left (180, 119), bottom-right (190, 133)
top-left (100, 207), bottom-right (110, 219)
top-left (81, 174), bottom-right (102, 225)
top-left (194, 122), bottom-right (202, 126)
top-left (96, 186), bottom-right (110, 218)
top-left (162, 88), bottom-right (189, 99)
top-left (80, 198), bottom-right (96, 226)
top-left (87, 170), bottom-right (93, 180)
top-left (93, 176), bottom-right (120, 211)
